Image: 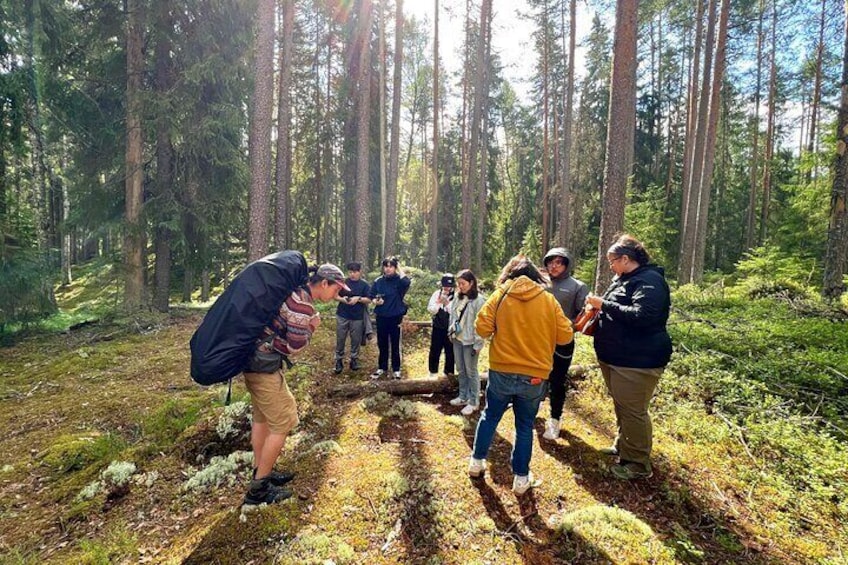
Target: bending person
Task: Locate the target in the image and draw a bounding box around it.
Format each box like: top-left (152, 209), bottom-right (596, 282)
top-left (243, 263), bottom-right (348, 505)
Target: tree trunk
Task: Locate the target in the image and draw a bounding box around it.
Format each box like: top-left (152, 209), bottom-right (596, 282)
top-left (558, 0), bottom-right (576, 248)
top-left (247, 0), bottom-right (275, 261)
top-left (354, 0), bottom-right (373, 263)
top-left (679, 0), bottom-right (716, 284)
top-left (745, 0), bottom-right (764, 251)
top-left (691, 0), bottom-right (729, 282)
top-left (386, 0), bottom-right (403, 257)
top-left (541, 0), bottom-right (551, 253)
top-left (594, 0), bottom-right (639, 294)
top-left (474, 2), bottom-right (493, 274)
top-left (61, 138), bottom-right (72, 286)
top-left (822, 0), bottom-right (848, 300)
top-left (152, 1), bottom-right (174, 313)
top-left (378, 0), bottom-right (387, 256)
top-left (760, 0), bottom-right (777, 244)
top-left (679, 0), bottom-right (705, 269)
top-left (429, 0), bottom-right (439, 271)
top-left (807, 0), bottom-right (826, 163)
top-left (124, 0), bottom-right (145, 309)
top-left (274, 0), bottom-right (295, 251)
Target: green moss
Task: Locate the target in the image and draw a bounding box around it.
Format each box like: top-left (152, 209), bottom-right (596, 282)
top-left (140, 397), bottom-right (205, 452)
top-left (74, 524), bottom-right (138, 565)
top-left (556, 504), bottom-right (676, 563)
top-left (276, 526), bottom-right (357, 565)
top-left (40, 433), bottom-right (127, 476)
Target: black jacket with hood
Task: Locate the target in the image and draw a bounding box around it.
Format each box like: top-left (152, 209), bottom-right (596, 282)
top-left (593, 263), bottom-right (672, 369)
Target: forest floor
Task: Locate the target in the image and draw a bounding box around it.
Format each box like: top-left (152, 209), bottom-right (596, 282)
top-left (0, 270), bottom-right (846, 564)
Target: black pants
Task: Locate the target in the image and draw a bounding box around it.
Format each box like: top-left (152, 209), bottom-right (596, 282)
top-left (377, 315), bottom-right (403, 371)
top-left (548, 341), bottom-right (575, 420)
top-left (428, 326), bottom-right (455, 374)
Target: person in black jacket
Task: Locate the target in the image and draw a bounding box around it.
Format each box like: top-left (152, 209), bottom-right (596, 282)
top-left (585, 234), bottom-right (672, 480)
top-left (369, 257), bottom-right (411, 379)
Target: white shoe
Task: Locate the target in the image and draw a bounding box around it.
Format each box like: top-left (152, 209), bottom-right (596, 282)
top-left (468, 457), bottom-right (486, 478)
top-left (449, 397), bottom-right (466, 406)
top-left (542, 418), bottom-right (560, 440)
top-left (370, 369), bottom-right (385, 380)
top-left (512, 472), bottom-right (540, 495)
top-left (429, 372), bottom-right (438, 378)
top-left (461, 404), bottom-right (478, 416)
top-left (392, 370), bottom-right (402, 380)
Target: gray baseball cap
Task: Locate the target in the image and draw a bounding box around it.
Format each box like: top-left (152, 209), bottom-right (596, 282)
top-left (317, 263), bottom-right (351, 291)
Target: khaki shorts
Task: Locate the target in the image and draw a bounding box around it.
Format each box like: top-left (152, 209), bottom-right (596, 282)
top-left (243, 370), bottom-right (299, 435)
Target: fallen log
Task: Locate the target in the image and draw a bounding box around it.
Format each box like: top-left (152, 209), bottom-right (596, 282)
top-left (326, 364), bottom-right (598, 398)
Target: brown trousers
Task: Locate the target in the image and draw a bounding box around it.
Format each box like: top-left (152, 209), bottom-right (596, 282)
top-left (600, 362), bottom-right (663, 472)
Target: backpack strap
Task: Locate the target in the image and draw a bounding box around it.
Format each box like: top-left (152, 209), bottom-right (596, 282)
top-left (492, 282), bottom-right (514, 336)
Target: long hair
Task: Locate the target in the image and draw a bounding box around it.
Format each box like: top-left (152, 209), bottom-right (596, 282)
top-left (456, 269), bottom-right (479, 300)
top-left (496, 254), bottom-right (548, 286)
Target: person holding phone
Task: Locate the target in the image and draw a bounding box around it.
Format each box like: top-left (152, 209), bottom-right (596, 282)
top-left (369, 257), bottom-right (411, 379)
top-left (333, 262), bottom-right (371, 373)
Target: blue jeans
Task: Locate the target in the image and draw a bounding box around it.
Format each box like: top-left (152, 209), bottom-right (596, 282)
top-left (453, 342), bottom-right (480, 406)
top-left (472, 370), bottom-right (549, 476)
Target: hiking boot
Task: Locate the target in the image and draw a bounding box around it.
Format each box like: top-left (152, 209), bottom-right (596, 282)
top-left (599, 446), bottom-right (620, 456)
top-left (371, 369), bottom-right (385, 380)
top-left (449, 396), bottom-right (466, 406)
top-left (542, 418), bottom-right (560, 440)
top-left (610, 462), bottom-right (653, 480)
top-left (392, 370), bottom-right (402, 380)
top-left (334, 359), bottom-right (344, 374)
top-left (242, 478), bottom-right (293, 506)
top-left (512, 472), bottom-right (541, 496)
top-left (468, 457), bottom-right (486, 478)
top-left (461, 404), bottom-right (478, 416)
top-left (252, 468), bottom-right (295, 486)
top-left (350, 359), bottom-right (361, 371)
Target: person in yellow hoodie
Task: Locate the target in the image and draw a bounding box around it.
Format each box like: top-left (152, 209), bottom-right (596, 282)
top-left (468, 255), bottom-right (573, 495)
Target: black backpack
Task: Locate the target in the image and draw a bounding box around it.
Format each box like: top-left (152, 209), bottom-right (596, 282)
top-left (189, 251), bottom-right (308, 386)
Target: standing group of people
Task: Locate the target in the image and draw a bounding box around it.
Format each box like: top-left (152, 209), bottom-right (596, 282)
top-left (467, 235), bottom-right (672, 492)
top-left (200, 233), bottom-right (671, 506)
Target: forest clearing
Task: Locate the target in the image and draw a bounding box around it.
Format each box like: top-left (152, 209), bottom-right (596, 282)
top-left (0, 262), bottom-right (846, 564)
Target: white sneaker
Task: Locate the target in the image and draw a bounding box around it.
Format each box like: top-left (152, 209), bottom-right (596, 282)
top-left (370, 369), bottom-right (385, 380)
top-left (468, 457), bottom-right (486, 478)
top-left (461, 404), bottom-right (478, 416)
top-left (429, 372), bottom-right (438, 378)
top-left (542, 418), bottom-right (560, 440)
top-left (392, 370), bottom-right (402, 380)
top-left (512, 472), bottom-right (540, 495)
top-left (449, 397), bottom-right (466, 406)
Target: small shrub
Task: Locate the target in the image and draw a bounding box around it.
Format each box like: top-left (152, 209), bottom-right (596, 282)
top-left (216, 401), bottom-right (252, 440)
top-left (386, 399), bottom-right (417, 419)
top-left (361, 392), bottom-right (392, 412)
top-left (306, 440), bottom-right (343, 457)
top-left (75, 460), bottom-right (137, 502)
top-left (182, 450), bottom-right (253, 493)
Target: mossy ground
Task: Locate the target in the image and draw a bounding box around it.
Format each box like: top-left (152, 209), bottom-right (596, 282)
top-left (0, 271), bottom-right (846, 564)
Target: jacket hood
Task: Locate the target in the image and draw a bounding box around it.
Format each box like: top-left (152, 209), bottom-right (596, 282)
top-left (543, 247), bottom-right (575, 278)
top-left (501, 275), bottom-right (546, 302)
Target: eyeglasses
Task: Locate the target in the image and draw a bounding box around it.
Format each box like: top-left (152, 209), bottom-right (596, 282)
top-left (607, 255), bottom-right (625, 265)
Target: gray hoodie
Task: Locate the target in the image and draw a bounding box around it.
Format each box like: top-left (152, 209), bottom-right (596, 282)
top-left (544, 247), bottom-right (589, 322)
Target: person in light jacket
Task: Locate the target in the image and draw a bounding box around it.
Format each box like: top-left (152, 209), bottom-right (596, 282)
top-left (448, 269), bottom-right (486, 416)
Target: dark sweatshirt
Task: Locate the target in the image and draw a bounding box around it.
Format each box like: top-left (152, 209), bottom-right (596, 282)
top-left (369, 273), bottom-right (411, 318)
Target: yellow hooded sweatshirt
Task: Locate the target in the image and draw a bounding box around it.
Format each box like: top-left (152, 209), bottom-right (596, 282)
top-left (475, 275), bottom-right (573, 380)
